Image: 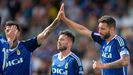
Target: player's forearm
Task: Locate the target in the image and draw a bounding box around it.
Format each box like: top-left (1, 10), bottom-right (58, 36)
top-left (37, 18), bottom-right (59, 44)
top-left (44, 18), bottom-right (59, 34)
top-left (103, 55), bottom-right (129, 68)
top-left (62, 17), bottom-right (92, 37)
top-left (62, 17), bottom-right (86, 31)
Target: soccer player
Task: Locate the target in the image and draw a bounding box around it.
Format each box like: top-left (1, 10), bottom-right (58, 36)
top-left (59, 4), bottom-right (130, 75)
top-left (0, 36), bottom-right (3, 75)
top-left (0, 36), bottom-right (8, 75)
top-left (51, 30), bottom-right (84, 75)
top-left (0, 17), bottom-right (13, 75)
top-left (1, 3), bottom-right (64, 75)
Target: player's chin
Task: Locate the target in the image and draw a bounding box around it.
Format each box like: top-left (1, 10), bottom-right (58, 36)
top-left (58, 48), bottom-right (65, 52)
top-left (58, 47), bottom-right (67, 51)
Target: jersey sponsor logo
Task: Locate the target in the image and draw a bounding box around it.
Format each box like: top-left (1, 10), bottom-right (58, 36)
top-left (102, 46), bottom-right (112, 58)
top-left (52, 68), bottom-right (66, 74)
top-left (102, 52), bottom-right (112, 58)
top-left (6, 58), bottom-right (23, 68)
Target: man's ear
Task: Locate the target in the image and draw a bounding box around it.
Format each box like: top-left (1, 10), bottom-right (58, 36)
top-left (110, 27), bottom-right (115, 33)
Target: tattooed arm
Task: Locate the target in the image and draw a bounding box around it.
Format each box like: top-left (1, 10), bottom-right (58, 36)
top-left (37, 18), bottom-right (59, 45)
top-left (105, 55), bottom-right (129, 68)
top-left (37, 3), bottom-right (64, 45)
top-left (93, 55), bottom-right (129, 69)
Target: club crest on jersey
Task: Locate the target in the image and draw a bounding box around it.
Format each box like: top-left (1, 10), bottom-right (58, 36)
top-left (16, 49), bottom-right (21, 55)
top-left (65, 62), bottom-right (68, 69)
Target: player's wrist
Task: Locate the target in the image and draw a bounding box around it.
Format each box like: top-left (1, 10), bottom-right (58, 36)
top-left (103, 63), bottom-right (113, 69)
top-left (102, 64), bottom-right (109, 68)
top-left (55, 17), bottom-right (59, 21)
top-left (62, 16), bottom-right (68, 23)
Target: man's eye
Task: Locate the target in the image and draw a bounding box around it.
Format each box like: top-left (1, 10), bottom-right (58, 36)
top-left (6, 30), bottom-right (9, 32)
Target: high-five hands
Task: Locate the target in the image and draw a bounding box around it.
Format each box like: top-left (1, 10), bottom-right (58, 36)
top-left (56, 3), bottom-right (64, 20)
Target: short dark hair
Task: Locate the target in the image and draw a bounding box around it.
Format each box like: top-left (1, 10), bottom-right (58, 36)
top-left (98, 15), bottom-right (116, 28)
top-left (4, 20), bottom-right (21, 31)
top-left (59, 31), bottom-right (75, 43)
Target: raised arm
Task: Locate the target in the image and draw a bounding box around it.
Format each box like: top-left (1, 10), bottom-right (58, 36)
top-left (37, 3), bottom-right (63, 45)
top-left (60, 3), bottom-right (92, 38)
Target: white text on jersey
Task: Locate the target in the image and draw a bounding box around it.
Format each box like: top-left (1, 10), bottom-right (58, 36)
top-left (6, 58), bottom-right (23, 68)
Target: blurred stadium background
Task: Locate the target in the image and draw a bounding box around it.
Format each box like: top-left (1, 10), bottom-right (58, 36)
top-left (0, 0), bottom-right (133, 75)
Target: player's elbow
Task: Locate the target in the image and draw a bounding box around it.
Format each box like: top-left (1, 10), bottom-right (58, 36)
top-left (37, 34), bottom-right (47, 45)
top-left (121, 55), bottom-right (130, 66)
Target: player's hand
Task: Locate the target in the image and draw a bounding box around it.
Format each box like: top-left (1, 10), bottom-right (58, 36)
top-left (59, 3), bottom-right (66, 20)
top-left (6, 26), bottom-right (18, 46)
top-left (93, 60), bottom-right (103, 69)
top-left (56, 3), bottom-right (64, 20)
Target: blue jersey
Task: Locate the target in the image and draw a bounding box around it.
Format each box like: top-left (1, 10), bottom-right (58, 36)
top-left (0, 36), bottom-right (7, 74)
top-left (2, 37), bottom-right (39, 75)
top-left (91, 32), bottom-right (129, 75)
top-left (51, 52), bottom-right (84, 75)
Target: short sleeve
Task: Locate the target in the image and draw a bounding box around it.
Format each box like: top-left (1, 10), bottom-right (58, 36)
top-left (68, 59), bottom-right (84, 75)
top-left (22, 37), bottom-right (40, 52)
top-left (91, 32), bottom-right (103, 45)
top-left (116, 36), bottom-right (129, 57)
top-left (119, 46), bottom-right (129, 57)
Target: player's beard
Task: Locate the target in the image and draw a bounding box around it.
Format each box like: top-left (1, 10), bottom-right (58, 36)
top-left (58, 45), bottom-right (67, 52)
top-left (100, 32), bottom-right (111, 39)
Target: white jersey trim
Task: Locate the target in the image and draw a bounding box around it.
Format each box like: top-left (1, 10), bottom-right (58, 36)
top-left (123, 67), bottom-right (126, 75)
top-left (120, 48), bottom-right (129, 57)
top-left (8, 41), bottom-right (20, 52)
top-left (115, 35), bottom-right (125, 47)
top-left (58, 52), bottom-right (72, 61)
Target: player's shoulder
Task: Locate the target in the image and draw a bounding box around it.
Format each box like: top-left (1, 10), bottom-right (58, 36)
top-left (114, 35), bottom-right (126, 40)
top-left (21, 37), bottom-right (37, 43)
top-left (0, 36), bottom-right (7, 44)
top-left (69, 52), bottom-right (82, 66)
top-left (20, 37), bottom-right (37, 47)
top-left (114, 35), bottom-right (126, 46)
top-left (52, 53), bottom-right (59, 58)
top-left (53, 53), bottom-right (58, 57)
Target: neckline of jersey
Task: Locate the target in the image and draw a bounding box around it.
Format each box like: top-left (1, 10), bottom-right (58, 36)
top-left (106, 35), bottom-right (117, 45)
top-left (58, 52), bottom-right (72, 61)
top-left (9, 41), bottom-right (20, 51)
